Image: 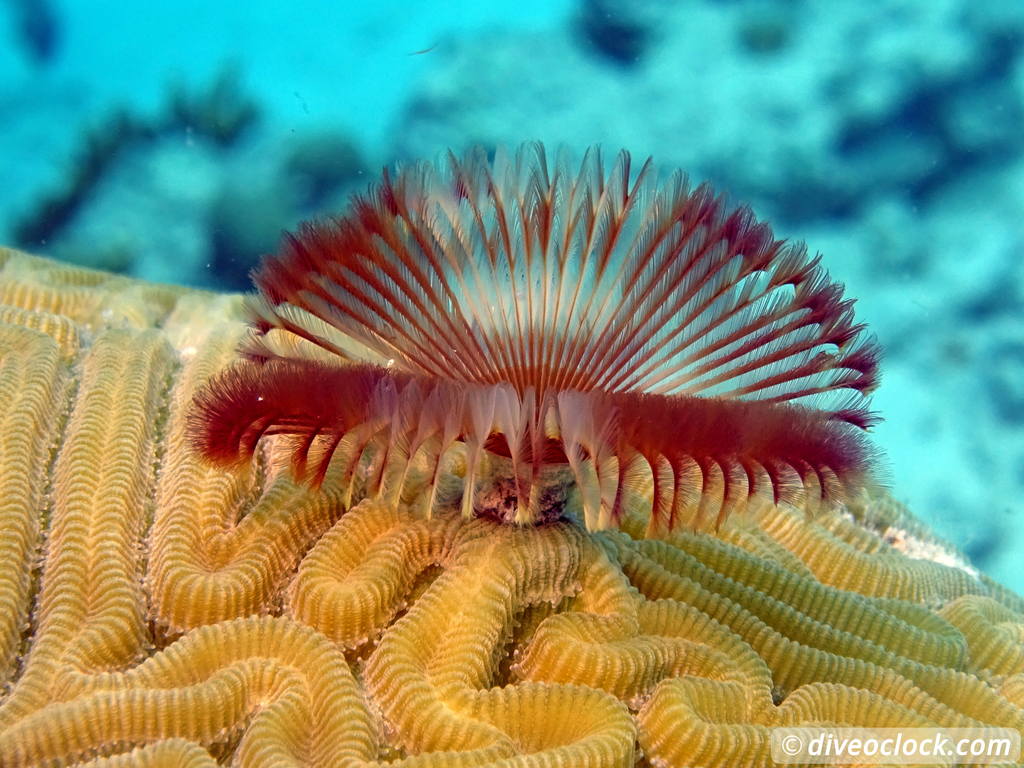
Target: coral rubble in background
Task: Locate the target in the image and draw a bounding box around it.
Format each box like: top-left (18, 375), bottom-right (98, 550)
top-left (0, 250), bottom-right (1021, 766)
top-left (399, 0), bottom-right (1024, 220)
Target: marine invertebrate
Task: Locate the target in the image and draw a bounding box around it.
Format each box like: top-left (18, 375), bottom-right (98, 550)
top-left (0, 249), bottom-right (1020, 767)
top-left (192, 144), bottom-right (880, 533)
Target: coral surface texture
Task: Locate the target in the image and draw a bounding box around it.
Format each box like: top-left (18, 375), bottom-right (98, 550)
top-left (0, 248), bottom-right (1021, 767)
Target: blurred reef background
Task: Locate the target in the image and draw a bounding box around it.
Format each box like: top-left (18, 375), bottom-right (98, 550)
top-left (1, 0), bottom-right (1022, 590)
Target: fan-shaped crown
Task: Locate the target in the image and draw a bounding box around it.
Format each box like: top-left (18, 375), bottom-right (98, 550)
top-left (192, 143), bottom-right (880, 532)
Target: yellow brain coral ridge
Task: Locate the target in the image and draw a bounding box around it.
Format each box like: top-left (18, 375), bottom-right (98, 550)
top-left (147, 321), bottom-right (343, 634)
top-left (0, 249), bottom-right (1021, 767)
top-left (0, 325), bottom-right (68, 683)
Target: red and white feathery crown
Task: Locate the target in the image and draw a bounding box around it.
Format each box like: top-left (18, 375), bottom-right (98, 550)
top-left (191, 143), bottom-right (880, 533)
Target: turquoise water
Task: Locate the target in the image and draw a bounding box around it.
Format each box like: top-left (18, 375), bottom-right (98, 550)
top-left (1, 0), bottom-right (1021, 590)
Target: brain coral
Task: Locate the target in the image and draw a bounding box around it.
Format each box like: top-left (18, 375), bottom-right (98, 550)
top-left (0, 157), bottom-right (1021, 766)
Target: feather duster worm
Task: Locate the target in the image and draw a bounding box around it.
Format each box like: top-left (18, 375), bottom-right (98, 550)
top-left (190, 144), bottom-right (880, 533)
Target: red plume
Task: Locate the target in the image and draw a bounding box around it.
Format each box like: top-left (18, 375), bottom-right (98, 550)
top-left (191, 144), bottom-right (881, 532)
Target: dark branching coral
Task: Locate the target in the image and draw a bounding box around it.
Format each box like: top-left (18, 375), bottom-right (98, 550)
top-left (9, 0), bottom-right (59, 64)
top-left (166, 64), bottom-right (260, 148)
top-left (13, 65), bottom-right (260, 250)
top-left (191, 143), bottom-right (881, 535)
top-left (12, 110), bottom-right (152, 247)
top-left (577, 0), bottom-right (661, 65)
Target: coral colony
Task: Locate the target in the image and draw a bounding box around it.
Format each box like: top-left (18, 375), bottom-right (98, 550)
top-left (1, 223), bottom-right (1021, 767)
top-left (191, 144), bottom-right (880, 534)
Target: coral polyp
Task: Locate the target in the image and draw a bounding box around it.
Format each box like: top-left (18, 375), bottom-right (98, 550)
top-left (191, 144), bottom-right (880, 531)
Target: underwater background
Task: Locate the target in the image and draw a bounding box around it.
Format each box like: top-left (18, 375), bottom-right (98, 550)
top-left (1, 0), bottom-right (1021, 591)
